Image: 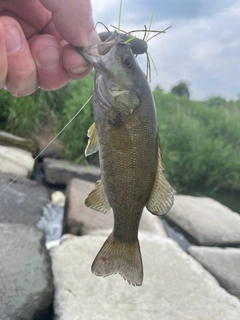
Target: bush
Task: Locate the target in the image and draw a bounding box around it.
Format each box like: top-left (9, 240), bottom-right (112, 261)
top-left (55, 76), bottom-right (94, 162)
top-left (1, 76), bottom-right (240, 192)
top-left (153, 90), bottom-right (240, 192)
top-left (0, 73), bottom-right (94, 162)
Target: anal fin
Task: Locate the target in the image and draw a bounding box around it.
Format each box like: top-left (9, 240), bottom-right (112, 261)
top-left (85, 122), bottom-right (99, 157)
top-left (85, 180), bottom-right (111, 214)
top-left (146, 144), bottom-right (174, 215)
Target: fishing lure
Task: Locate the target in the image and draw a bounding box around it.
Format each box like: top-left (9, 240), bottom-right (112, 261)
top-left (96, 24), bottom-right (171, 81)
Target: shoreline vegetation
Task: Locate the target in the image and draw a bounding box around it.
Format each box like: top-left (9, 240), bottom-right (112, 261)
top-left (1, 75), bottom-right (240, 195)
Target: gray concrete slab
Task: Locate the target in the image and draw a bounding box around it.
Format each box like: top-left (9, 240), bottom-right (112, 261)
top-left (50, 235), bottom-right (240, 320)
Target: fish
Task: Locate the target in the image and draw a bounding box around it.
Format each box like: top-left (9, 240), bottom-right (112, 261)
top-left (78, 31), bottom-right (174, 286)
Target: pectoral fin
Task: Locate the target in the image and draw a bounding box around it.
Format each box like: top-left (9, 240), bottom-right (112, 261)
top-left (85, 122), bottom-right (99, 157)
top-left (85, 180), bottom-right (111, 214)
top-left (146, 146), bottom-right (174, 215)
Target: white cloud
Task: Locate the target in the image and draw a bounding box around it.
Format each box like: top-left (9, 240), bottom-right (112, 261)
top-left (90, 0), bottom-right (240, 100)
top-left (91, 0), bottom-right (118, 16)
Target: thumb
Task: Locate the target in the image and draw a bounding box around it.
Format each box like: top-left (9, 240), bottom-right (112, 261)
top-left (39, 0), bottom-right (100, 46)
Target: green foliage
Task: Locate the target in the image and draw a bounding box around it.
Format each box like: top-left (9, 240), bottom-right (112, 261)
top-left (55, 76), bottom-right (94, 163)
top-left (1, 74), bottom-right (240, 193)
top-left (205, 96), bottom-right (227, 107)
top-left (0, 73), bottom-right (94, 162)
top-left (171, 81), bottom-right (190, 98)
top-left (154, 90), bottom-right (240, 192)
top-left (0, 89), bottom-right (43, 135)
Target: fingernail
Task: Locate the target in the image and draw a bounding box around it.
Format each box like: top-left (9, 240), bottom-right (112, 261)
top-left (69, 64), bottom-right (91, 75)
top-left (36, 47), bottom-right (61, 70)
top-left (88, 30), bottom-right (102, 46)
top-left (4, 25), bottom-right (22, 53)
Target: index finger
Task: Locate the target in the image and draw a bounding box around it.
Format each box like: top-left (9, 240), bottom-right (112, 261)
top-left (39, 0), bottom-right (100, 46)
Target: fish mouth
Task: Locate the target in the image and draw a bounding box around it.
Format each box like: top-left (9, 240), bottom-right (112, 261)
top-left (76, 31), bottom-right (121, 66)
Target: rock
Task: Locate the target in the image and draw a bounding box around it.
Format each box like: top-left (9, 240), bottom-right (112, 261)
top-left (160, 217), bottom-right (193, 251)
top-left (0, 172), bottom-right (50, 225)
top-left (50, 235), bottom-right (240, 320)
top-left (0, 223), bottom-right (53, 320)
top-left (51, 191), bottom-right (66, 206)
top-left (0, 145), bottom-right (34, 177)
top-left (188, 246), bottom-right (240, 299)
top-left (0, 130), bottom-right (36, 154)
top-left (166, 195), bottom-right (240, 245)
top-left (34, 127), bottom-right (63, 159)
top-left (43, 158), bottom-right (100, 185)
top-left (63, 178), bottom-right (168, 237)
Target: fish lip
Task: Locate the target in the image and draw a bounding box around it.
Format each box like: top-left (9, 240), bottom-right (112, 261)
top-left (76, 31), bottom-right (121, 65)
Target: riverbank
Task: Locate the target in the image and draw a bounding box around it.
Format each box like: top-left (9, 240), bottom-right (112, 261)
top-left (1, 143), bottom-right (240, 319)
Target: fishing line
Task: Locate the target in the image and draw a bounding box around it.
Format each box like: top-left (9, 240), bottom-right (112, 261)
top-left (0, 94), bottom-right (93, 197)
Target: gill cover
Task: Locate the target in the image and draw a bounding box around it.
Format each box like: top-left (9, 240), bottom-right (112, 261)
top-left (79, 31), bottom-right (142, 115)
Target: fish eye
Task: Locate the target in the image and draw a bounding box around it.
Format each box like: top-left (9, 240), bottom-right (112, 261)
top-left (122, 56), bottom-right (134, 69)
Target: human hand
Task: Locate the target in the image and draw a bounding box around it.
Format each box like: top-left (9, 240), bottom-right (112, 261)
top-left (0, 0), bottom-right (100, 96)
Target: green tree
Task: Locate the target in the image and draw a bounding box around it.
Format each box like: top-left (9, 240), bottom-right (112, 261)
top-left (154, 85), bottom-right (164, 93)
top-left (205, 96), bottom-right (227, 107)
top-left (171, 81), bottom-right (190, 98)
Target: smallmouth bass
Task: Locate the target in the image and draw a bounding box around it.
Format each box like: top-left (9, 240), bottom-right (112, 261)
top-left (79, 32), bottom-right (174, 286)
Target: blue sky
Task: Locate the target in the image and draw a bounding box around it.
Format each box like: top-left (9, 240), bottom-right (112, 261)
top-left (91, 0), bottom-right (240, 100)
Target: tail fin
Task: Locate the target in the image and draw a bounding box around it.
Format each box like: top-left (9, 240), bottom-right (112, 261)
top-left (91, 233), bottom-right (143, 286)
